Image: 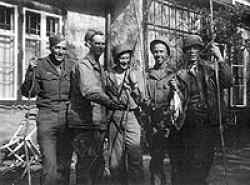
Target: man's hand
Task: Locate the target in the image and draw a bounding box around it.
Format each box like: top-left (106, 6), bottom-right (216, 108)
top-left (28, 57), bottom-right (38, 70)
top-left (168, 78), bottom-right (178, 90)
top-left (209, 43), bottom-right (224, 62)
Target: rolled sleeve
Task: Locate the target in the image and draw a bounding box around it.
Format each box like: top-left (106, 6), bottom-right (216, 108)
top-left (77, 62), bottom-right (112, 106)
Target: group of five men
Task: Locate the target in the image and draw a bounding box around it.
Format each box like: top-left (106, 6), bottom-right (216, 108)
top-left (21, 28), bottom-right (232, 185)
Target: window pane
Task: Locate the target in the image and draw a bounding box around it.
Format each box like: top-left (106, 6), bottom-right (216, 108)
top-left (231, 65), bottom-right (246, 106)
top-left (170, 7), bottom-right (176, 29)
top-left (178, 9), bottom-right (188, 32)
top-left (148, 1), bottom-right (157, 24)
top-left (25, 39), bottom-right (40, 69)
top-left (231, 47), bottom-right (244, 65)
top-left (26, 11), bottom-right (40, 35)
top-left (46, 16), bottom-right (59, 36)
top-left (162, 5), bottom-right (170, 27)
top-left (232, 66), bottom-right (244, 85)
top-left (232, 85), bottom-right (245, 105)
top-left (0, 35), bottom-right (15, 99)
top-left (190, 12), bottom-right (200, 33)
top-left (0, 5), bottom-right (14, 30)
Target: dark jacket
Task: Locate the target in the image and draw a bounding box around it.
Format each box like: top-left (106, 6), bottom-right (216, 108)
top-left (21, 55), bottom-right (75, 111)
top-left (146, 66), bottom-right (175, 110)
top-left (176, 60), bottom-right (233, 125)
top-left (143, 63), bottom-right (176, 130)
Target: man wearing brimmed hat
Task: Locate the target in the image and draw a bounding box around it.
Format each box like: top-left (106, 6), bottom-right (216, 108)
top-left (140, 36), bottom-right (175, 185)
top-left (104, 43), bottom-right (144, 185)
top-left (168, 34), bottom-right (232, 185)
top-left (68, 29), bottom-right (127, 185)
top-left (21, 33), bottom-right (75, 185)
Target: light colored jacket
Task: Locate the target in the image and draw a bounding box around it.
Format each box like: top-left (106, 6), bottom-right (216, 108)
top-left (69, 53), bottom-right (110, 129)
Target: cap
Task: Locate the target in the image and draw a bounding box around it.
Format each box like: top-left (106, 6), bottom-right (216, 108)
top-left (183, 35), bottom-right (204, 50)
top-left (150, 36), bottom-right (170, 56)
top-left (113, 43), bottom-right (133, 59)
top-left (49, 33), bottom-right (65, 47)
top-left (84, 28), bottom-right (104, 43)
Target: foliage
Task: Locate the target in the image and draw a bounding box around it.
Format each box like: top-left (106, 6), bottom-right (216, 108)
top-left (197, 3), bottom-right (250, 63)
top-left (199, 4), bottom-right (245, 46)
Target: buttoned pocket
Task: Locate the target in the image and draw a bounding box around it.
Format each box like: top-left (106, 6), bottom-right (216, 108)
top-left (40, 73), bottom-right (59, 94)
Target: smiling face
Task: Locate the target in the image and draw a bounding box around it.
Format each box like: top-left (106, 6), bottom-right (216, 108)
top-left (50, 40), bottom-right (67, 63)
top-left (116, 52), bottom-right (131, 71)
top-left (152, 43), bottom-right (169, 67)
top-left (90, 34), bottom-right (105, 58)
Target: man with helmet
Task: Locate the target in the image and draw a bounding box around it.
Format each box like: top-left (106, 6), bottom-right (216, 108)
top-left (68, 29), bottom-right (127, 185)
top-left (21, 33), bottom-right (75, 185)
top-left (105, 43), bottom-right (144, 185)
top-left (169, 34), bottom-right (232, 185)
top-left (140, 36), bottom-right (176, 185)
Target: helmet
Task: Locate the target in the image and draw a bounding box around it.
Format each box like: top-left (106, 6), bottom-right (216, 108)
top-left (183, 35), bottom-right (204, 51)
top-left (150, 36), bottom-right (170, 56)
top-left (113, 43), bottom-right (133, 60)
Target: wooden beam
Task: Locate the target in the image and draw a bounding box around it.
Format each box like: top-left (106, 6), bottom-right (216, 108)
top-left (105, 6), bottom-right (112, 70)
top-left (143, 0), bottom-right (149, 70)
top-left (17, 6), bottom-right (24, 102)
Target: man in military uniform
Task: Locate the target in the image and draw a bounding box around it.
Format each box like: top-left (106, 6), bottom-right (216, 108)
top-left (105, 43), bottom-right (144, 185)
top-left (141, 37), bottom-right (175, 185)
top-left (21, 34), bottom-right (75, 185)
top-left (68, 29), bottom-right (126, 185)
top-left (169, 34), bottom-right (232, 185)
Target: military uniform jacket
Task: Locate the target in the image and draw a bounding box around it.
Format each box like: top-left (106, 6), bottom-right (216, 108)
top-left (105, 68), bottom-right (138, 110)
top-left (21, 54), bottom-right (75, 111)
top-left (69, 53), bottom-right (109, 130)
top-left (145, 65), bottom-right (175, 125)
top-left (176, 60), bottom-right (232, 125)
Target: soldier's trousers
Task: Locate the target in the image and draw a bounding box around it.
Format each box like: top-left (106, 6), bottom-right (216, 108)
top-left (149, 131), bottom-right (169, 185)
top-left (71, 129), bottom-right (106, 185)
top-left (37, 109), bottom-right (73, 185)
top-left (109, 111), bottom-right (144, 185)
top-left (168, 118), bottom-right (217, 185)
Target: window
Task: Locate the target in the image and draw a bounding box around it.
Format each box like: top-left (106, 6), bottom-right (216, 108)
top-left (46, 16), bottom-right (59, 36)
top-left (23, 8), bottom-right (62, 72)
top-left (144, 0), bottom-right (201, 68)
top-left (0, 3), bottom-right (17, 100)
top-left (21, 8), bottom-right (62, 100)
top-left (0, 5), bottom-right (62, 101)
top-left (25, 11), bottom-right (40, 35)
top-left (0, 5), bottom-right (14, 30)
top-left (230, 48), bottom-right (247, 107)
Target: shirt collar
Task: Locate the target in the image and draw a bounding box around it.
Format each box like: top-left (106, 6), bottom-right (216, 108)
top-left (85, 53), bottom-right (101, 72)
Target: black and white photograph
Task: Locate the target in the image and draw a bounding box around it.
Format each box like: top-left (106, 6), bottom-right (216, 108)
top-left (0, 0), bottom-right (250, 185)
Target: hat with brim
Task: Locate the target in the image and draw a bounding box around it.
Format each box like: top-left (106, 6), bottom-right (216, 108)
top-left (113, 43), bottom-right (133, 59)
top-left (183, 35), bottom-right (204, 51)
top-left (49, 33), bottom-right (65, 47)
top-left (150, 38), bottom-right (170, 56)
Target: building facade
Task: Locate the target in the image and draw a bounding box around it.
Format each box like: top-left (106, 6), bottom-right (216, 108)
top-left (0, 0), bottom-right (250, 143)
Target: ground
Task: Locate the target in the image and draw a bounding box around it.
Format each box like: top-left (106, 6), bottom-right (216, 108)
top-left (0, 118), bottom-right (250, 185)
